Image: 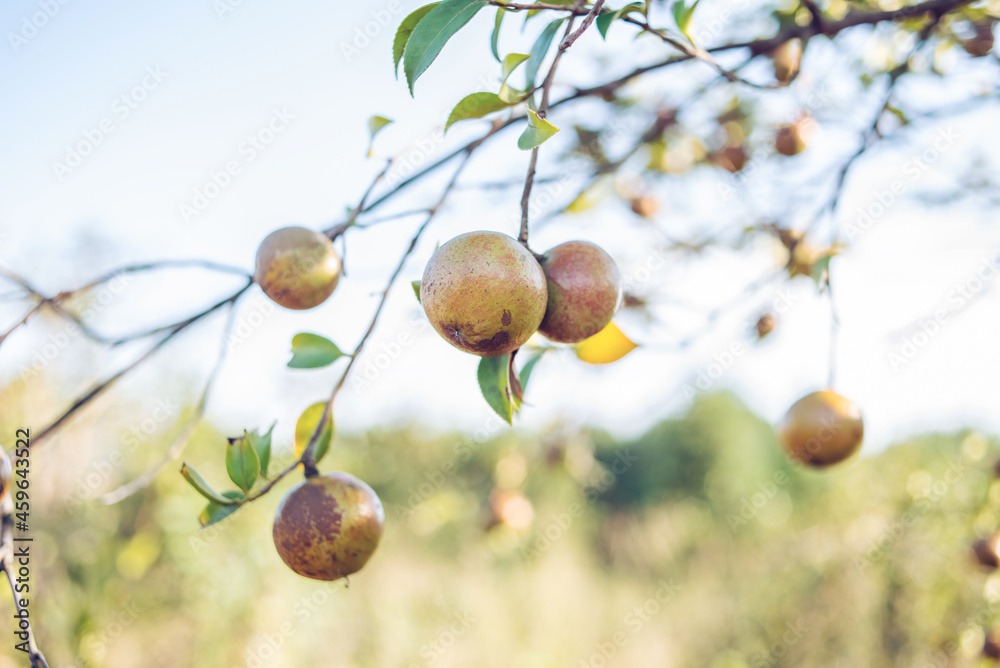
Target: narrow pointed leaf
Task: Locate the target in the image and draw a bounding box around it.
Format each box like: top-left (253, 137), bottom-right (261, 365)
top-left (181, 463), bottom-right (241, 505)
top-left (250, 423), bottom-right (274, 478)
top-left (403, 0), bottom-right (488, 94)
top-left (518, 349), bottom-right (547, 398)
top-left (226, 432), bottom-right (260, 493)
top-left (518, 109), bottom-right (560, 150)
top-left (288, 332), bottom-right (345, 369)
top-left (491, 7), bottom-right (506, 61)
top-left (524, 19), bottom-right (565, 90)
top-left (412, 280), bottom-right (422, 303)
top-left (446, 92), bottom-right (513, 130)
top-left (198, 491), bottom-right (247, 528)
top-left (394, 3), bottom-right (440, 76)
top-left (501, 52), bottom-right (531, 85)
top-left (477, 354), bottom-right (513, 424)
top-left (596, 2), bottom-right (644, 39)
top-left (295, 401), bottom-right (335, 465)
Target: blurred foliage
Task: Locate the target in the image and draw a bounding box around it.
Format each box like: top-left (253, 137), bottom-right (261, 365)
top-left (3, 389), bottom-right (1000, 667)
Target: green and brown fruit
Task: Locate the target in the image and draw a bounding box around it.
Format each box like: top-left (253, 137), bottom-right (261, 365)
top-left (777, 390), bottom-right (864, 467)
top-left (538, 241), bottom-right (623, 344)
top-left (254, 226), bottom-right (342, 310)
top-left (775, 116), bottom-right (815, 156)
top-left (0, 448), bottom-right (11, 501)
top-left (772, 38), bottom-right (803, 83)
top-left (973, 532), bottom-right (1000, 569)
top-left (272, 472), bottom-right (384, 581)
top-left (420, 231), bottom-right (547, 357)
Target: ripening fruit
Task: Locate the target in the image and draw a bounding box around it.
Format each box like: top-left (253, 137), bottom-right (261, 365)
top-left (755, 313), bottom-right (776, 339)
top-left (984, 629), bottom-right (1000, 659)
top-left (0, 448), bottom-right (11, 501)
top-left (272, 472), bottom-right (384, 581)
top-left (575, 321), bottom-right (638, 364)
top-left (709, 146), bottom-right (748, 173)
top-left (775, 116), bottom-right (815, 156)
top-left (777, 391), bottom-right (864, 467)
top-left (420, 231), bottom-right (547, 357)
top-left (538, 241), bottom-right (623, 344)
top-left (963, 22), bottom-right (995, 57)
top-left (254, 226), bottom-right (342, 310)
top-left (973, 533), bottom-right (1000, 569)
top-left (772, 38), bottom-right (802, 83)
top-left (630, 197), bottom-right (658, 218)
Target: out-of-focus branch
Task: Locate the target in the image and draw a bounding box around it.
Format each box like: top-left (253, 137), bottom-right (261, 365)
top-left (0, 497), bottom-right (49, 668)
top-left (31, 280), bottom-right (253, 448)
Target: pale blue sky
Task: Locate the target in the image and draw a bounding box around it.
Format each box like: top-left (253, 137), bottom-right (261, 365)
top-left (1, 0), bottom-right (999, 459)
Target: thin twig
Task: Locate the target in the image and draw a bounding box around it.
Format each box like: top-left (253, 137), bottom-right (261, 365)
top-left (0, 497), bottom-right (49, 668)
top-left (96, 299), bottom-right (242, 505)
top-left (31, 281), bottom-right (253, 447)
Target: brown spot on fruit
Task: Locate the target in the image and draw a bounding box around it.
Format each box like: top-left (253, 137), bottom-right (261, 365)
top-left (272, 472), bottom-right (384, 581)
top-left (254, 226), bottom-right (342, 310)
top-left (777, 390), bottom-right (864, 468)
top-left (420, 231), bottom-right (547, 357)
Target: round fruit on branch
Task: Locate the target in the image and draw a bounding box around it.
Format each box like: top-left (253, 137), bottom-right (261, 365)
top-left (272, 472), bottom-right (384, 581)
top-left (420, 231), bottom-right (547, 357)
top-left (254, 226), bottom-right (342, 310)
top-left (777, 390), bottom-right (864, 468)
top-left (538, 241), bottom-right (623, 344)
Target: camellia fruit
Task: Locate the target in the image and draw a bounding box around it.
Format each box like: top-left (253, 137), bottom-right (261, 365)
top-left (777, 390), bottom-right (864, 467)
top-left (0, 448), bottom-right (11, 501)
top-left (272, 472), bottom-right (384, 581)
top-left (538, 241), bottom-right (623, 344)
top-left (775, 116), bottom-right (815, 156)
top-left (973, 533), bottom-right (1000, 569)
top-left (420, 231), bottom-right (547, 357)
top-left (254, 226), bottom-right (341, 310)
top-left (772, 38), bottom-right (803, 83)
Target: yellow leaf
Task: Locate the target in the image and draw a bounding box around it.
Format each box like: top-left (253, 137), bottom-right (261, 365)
top-left (294, 401), bottom-right (334, 464)
top-left (575, 322), bottom-right (638, 365)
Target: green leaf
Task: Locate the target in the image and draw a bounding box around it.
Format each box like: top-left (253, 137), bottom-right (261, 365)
top-left (524, 19), bottom-right (565, 90)
top-left (811, 254), bottom-right (833, 285)
top-left (249, 423), bottom-right (274, 478)
top-left (518, 109), bottom-right (560, 150)
top-left (596, 2), bottom-right (645, 39)
top-left (446, 92), bottom-right (513, 130)
top-left (671, 0), bottom-right (699, 37)
top-left (518, 349), bottom-right (547, 396)
top-left (491, 7), bottom-right (506, 61)
top-left (478, 354), bottom-right (514, 424)
top-left (295, 402), bottom-right (335, 465)
top-left (403, 0), bottom-right (488, 95)
top-left (288, 332), bottom-right (345, 369)
top-left (366, 116), bottom-right (393, 156)
top-left (226, 432), bottom-right (260, 493)
top-left (412, 280), bottom-right (422, 303)
top-left (393, 3), bottom-right (440, 76)
top-left (501, 52), bottom-right (531, 85)
top-left (181, 463), bottom-right (241, 505)
top-left (198, 491), bottom-right (247, 528)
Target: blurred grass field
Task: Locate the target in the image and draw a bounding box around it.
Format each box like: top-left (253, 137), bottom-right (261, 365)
top-left (3, 388), bottom-right (1000, 668)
